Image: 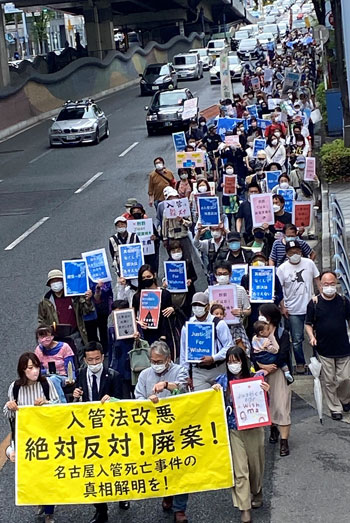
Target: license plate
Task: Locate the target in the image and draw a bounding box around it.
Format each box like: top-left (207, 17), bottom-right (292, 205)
top-left (65, 135), bottom-right (76, 141)
top-left (152, 86), bottom-right (158, 90)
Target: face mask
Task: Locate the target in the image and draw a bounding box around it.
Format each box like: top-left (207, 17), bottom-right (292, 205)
top-left (151, 363), bottom-right (167, 374)
top-left (322, 285), bottom-right (337, 297)
top-left (39, 336), bottom-right (54, 348)
top-left (256, 160), bottom-right (265, 169)
top-left (289, 253), bottom-right (301, 264)
top-left (271, 139), bottom-right (278, 146)
top-left (229, 241), bottom-right (241, 251)
top-left (142, 277), bottom-right (154, 288)
top-left (200, 121), bottom-right (206, 127)
top-left (275, 131), bottom-right (281, 137)
top-left (25, 366), bottom-right (40, 382)
top-left (180, 174), bottom-right (188, 180)
top-left (50, 281), bottom-right (63, 293)
top-left (228, 362), bottom-right (242, 375)
top-left (211, 230), bottom-right (222, 239)
top-left (297, 142), bottom-right (304, 147)
top-left (252, 260), bottom-right (265, 267)
top-left (280, 182), bottom-right (289, 190)
top-left (198, 186), bottom-right (207, 193)
top-left (155, 163), bottom-right (164, 170)
top-left (189, 142), bottom-right (196, 148)
top-left (285, 236), bottom-right (296, 242)
top-left (216, 275), bottom-right (230, 285)
top-left (132, 213), bottom-right (143, 220)
top-left (117, 226), bottom-right (127, 234)
top-left (273, 204), bottom-right (281, 213)
top-left (226, 168), bottom-right (234, 175)
top-left (88, 362), bottom-right (103, 374)
top-left (297, 163), bottom-right (305, 170)
top-left (258, 315), bottom-right (268, 323)
top-left (289, 94), bottom-right (293, 100)
top-left (237, 131), bottom-right (241, 136)
top-left (171, 252), bottom-right (182, 261)
top-left (192, 305), bottom-right (206, 318)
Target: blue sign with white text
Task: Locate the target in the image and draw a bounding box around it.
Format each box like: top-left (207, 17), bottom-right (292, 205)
top-left (172, 131), bottom-right (187, 152)
top-left (119, 243), bottom-right (144, 279)
top-left (277, 188), bottom-right (294, 214)
top-left (62, 260), bottom-right (89, 296)
top-left (253, 139), bottom-right (266, 158)
top-left (198, 196), bottom-right (220, 226)
top-left (164, 261), bottom-right (187, 293)
top-left (249, 266), bottom-right (274, 303)
top-left (217, 117), bottom-right (242, 139)
top-left (230, 265), bottom-right (248, 285)
top-left (186, 322), bottom-right (214, 362)
top-left (266, 171), bottom-right (281, 192)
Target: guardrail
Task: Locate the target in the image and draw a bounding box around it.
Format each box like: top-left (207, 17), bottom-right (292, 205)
top-left (330, 193), bottom-right (350, 296)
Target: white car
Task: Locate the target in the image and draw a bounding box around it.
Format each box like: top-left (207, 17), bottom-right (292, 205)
top-left (206, 39), bottom-right (228, 58)
top-left (258, 33), bottom-right (276, 51)
top-left (209, 54), bottom-right (242, 84)
top-left (189, 48), bottom-right (210, 70)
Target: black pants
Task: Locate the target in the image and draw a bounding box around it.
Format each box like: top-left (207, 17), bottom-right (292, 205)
top-left (85, 314), bottom-right (109, 354)
top-left (94, 503), bottom-right (107, 515)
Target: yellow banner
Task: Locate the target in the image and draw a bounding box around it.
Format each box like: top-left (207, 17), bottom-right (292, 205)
top-left (16, 390), bottom-right (233, 505)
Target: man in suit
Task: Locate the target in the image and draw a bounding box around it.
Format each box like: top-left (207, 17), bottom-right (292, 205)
top-left (73, 341), bottom-right (125, 523)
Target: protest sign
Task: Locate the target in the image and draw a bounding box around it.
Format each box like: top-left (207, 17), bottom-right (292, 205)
top-left (247, 105), bottom-right (258, 118)
top-left (217, 117), bottom-right (238, 139)
top-left (225, 135), bottom-right (240, 147)
top-left (119, 243), bottom-right (144, 279)
top-left (172, 131), bottom-right (187, 152)
top-left (230, 376), bottom-right (271, 430)
top-left (277, 188), bottom-right (294, 213)
top-left (16, 390), bottom-right (233, 505)
top-left (139, 289), bottom-right (161, 329)
top-left (175, 151), bottom-right (205, 169)
top-left (266, 171), bottom-right (281, 192)
top-left (249, 266), bottom-right (275, 303)
top-left (185, 322), bottom-right (215, 362)
top-left (82, 248), bottom-right (112, 283)
top-left (223, 175), bottom-right (237, 196)
top-left (252, 139), bottom-right (267, 158)
top-left (292, 201), bottom-right (313, 228)
top-left (127, 218), bottom-right (153, 239)
top-left (263, 68), bottom-right (273, 82)
top-left (282, 69), bottom-right (301, 94)
top-left (113, 308), bottom-right (137, 339)
top-left (256, 118), bottom-right (272, 130)
top-left (164, 261), bottom-right (187, 293)
top-left (198, 196), bottom-right (220, 226)
top-left (164, 197), bottom-right (191, 219)
top-left (267, 98), bottom-right (282, 110)
top-left (62, 260), bottom-right (89, 297)
top-left (250, 194), bottom-right (274, 227)
top-left (304, 157), bottom-right (316, 181)
top-left (182, 97), bottom-right (198, 120)
top-left (208, 285), bottom-right (238, 324)
top-left (230, 264), bottom-right (248, 285)
top-left (141, 238), bottom-right (155, 256)
top-left (220, 47), bottom-right (233, 100)
top-left (251, 76), bottom-right (260, 90)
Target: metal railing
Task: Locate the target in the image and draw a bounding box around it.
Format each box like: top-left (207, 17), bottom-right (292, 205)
top-left (330, 194), bottom-right (350, 297)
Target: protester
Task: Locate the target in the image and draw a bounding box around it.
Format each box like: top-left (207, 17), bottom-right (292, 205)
top-left (109, 215), bottom-right (140, 274)
top-left (236, 183), bottom-right (261, 244)
top-left (269, 223), bottom-right (316, 267)
top-left (148, 157), bottom-right (175, 208)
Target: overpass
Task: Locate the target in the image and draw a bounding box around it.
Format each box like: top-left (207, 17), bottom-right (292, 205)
top-left (0, 0), bottom-right (254, 86)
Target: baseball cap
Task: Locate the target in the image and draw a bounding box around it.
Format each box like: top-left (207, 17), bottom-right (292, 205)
top-left (166, 188), bottom-right (179, 199)
top-left (192, 292), bottom-right (209, 306)
top-left (46, 269), bottom-right (63, 286)
top-left (296, 155), bottom-right (306, 164)
top-left (285, 240), bottom-right (301, 252)
top-left (114, 215), bottom-right (127, 224)
top-left (227, 231), bottom-right (241, 242)
top-left (125, 198), bottom-right (138, 208)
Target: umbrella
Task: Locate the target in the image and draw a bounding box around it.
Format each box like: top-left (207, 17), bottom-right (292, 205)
top-left (308, 357), bottom-right (323, 424)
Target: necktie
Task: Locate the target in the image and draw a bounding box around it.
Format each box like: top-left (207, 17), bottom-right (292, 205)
top-left (91, 374), bottom-right (99, 401)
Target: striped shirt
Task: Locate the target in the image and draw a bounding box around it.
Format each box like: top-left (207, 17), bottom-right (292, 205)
top-left (269, 239), bottom-right (312, 267)
top-left (3, 379), bottom-right (59, 418)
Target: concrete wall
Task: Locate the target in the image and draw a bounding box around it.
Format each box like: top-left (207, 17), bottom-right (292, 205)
top-left (0, 32), bottom-right (204, 137)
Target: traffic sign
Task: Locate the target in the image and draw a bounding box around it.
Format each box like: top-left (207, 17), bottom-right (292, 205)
top-left (313, 25), bottom-right (329, 44)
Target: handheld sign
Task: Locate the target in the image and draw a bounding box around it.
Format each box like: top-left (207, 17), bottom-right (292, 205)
top-left (250, 193), bottom-right (274, 227)
top-left (247, 104), bottom-right (258, 118)
top-left (119, 243), bottom-right (144, 279)
top-left (251, 76), bottom-right (260, 91)
top-left (185, 322), bottom-right (215, 363)
top-left (267, 98), bottom-right (282, 110)
top-left (141, 238), bottom-right (155, 256)
top-left (225, 135), bottom-right (240, 147)
top-left (230, 264), bottom-right (248, 285)
top-left (223, 175), bottom-right (237, 196)
top-left (127, 218), bottom-right (153, 239)
top-left (249, 266), bottom-right (275, 303)
top-left (62, 260), bottom-right (89, 297)
top-left (208, 284), bottom-right (239, 324)
top-left (172, 131), bottom-right (187, 152)
top-left (292, 201), bottom-right (313, 228)
top-left (230, 376), bottom-right (271, 430)
top-left (164, 261), bottom-right (187, 293)
top-left (252, 139), bottom-right (266, 158)
top-left (266, 171), bottom-right (281, 192)
top-left (277, 188), bottom-right (294, 214)
top-left (164, 197), bottom-right (191, 219)
top-left (198, 196), bottom-right (220, 226)
top-left (217, 117), bottom-right (240, 139)
top-left (256, 118), bottom-right (272, 130)
top-left (304, 157), bottom-right (316, 181)
top-left (182, 97), bottom-right (198, 120)
top-left (82, 248), bottom-right (112, 283)
top-left (176, 151), bottom-right (205, 169)
top-left (139, 289), bottom-right (161, 329)
top-left (113, 309), bottom-right (137, 340)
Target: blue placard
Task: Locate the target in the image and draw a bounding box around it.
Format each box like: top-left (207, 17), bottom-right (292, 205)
top-left (186, 322), bottom-right (215, 362)
top-left (257, 118), bottom-right (272, 130)
top-left (266, 171), bottom-right (281, 192)
top-left (217, 117), bottom-right (242, 139)
top-left (82, 248), bottom-right (112, 283)
top-left (249, 266), bottom-right (275, 303)
top-left (247, 105), bottom-right (258, 118)
top-left (253, 139), bottom-right (266, 158)
top-left (230, 264), bottom-right (248, 285)
top-left (119, 243), bottom-right (144, 279)
top-left (198, 196), bottom-right (220, 226)
top-left (172, 131), bottom-right (187, 152)
top-left (62, 260), bottom-right (89, 296)
top-left (277, 188), bottom-right (294, 214)
top-left (164, 261), bottom-right (187, 293)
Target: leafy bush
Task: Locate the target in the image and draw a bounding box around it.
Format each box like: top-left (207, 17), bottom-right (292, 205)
top-left (320, 139), bottom-right (350, 182)
top-left (316, 81), bottom-right (327, 126)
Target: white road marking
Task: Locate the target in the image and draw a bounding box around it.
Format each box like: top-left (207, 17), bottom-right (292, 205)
top-left (4, 217), bottom-right (50, 251)
top-left (119, 141), bottom-right (139, 157)
top-left (106, 113), bottom-right (112, 117)
top-left (74, 172), bottom-right (103, 194)
top-left (0, 180), bottom-right (3, 183)
top-left (29, 149), bottom-right (52, 164)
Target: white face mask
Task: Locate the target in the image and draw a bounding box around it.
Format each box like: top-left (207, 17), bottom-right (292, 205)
top-left (273, 204), bottom-right (281, 213)
top-left (155, 163), bottom-right (164, 170)
top-left (271, 139), bottom-right (278, 146)
top-left (322, 285), bottom-right (337, 297)
top-left (280, 182), bottom-right (289, 190)
top-left (226, 168), bottom-right (234, 175)
top-left (216, 275), bottom-right (230, 285)
top-left (198, 186), bottom-right (207, 193)
top-left (117, 226), bottom-right (127, 234)
top-left (275, 131), bottom-right (281, 138)
top-left (289, 253), bottom-right (301, 264)
top-left (151, 363), bottom-right (167, 374)
top-left (88, 362), bottom-right (103, 374)
top-left (228, 362), bottom-right (242, 375)
top-left (297, 163), bottom-right (305, 170)
top-left (171, 252), bottom-right (182, 261)
top-left (51, 281), bottom-right (64, 293)
top-left (211, 230), bottom-right (222, 239)
top-left (180, 174), bottom-right (188, 180)
top-left (192, 305), bottom-right (206, 318)
top-left (258, 315), bottom-right (268, 323)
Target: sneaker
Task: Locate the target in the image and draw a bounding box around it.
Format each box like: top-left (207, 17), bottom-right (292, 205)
top-left (342, 403), bottom-right (350, 412)
top-left (45, 516), bottom-right (55, 523)
top-left (296, 364), bottom-right (305, 374)
top-left (284, 371), bottom-right (294, 383)
top-left (331, 412), bottom-right (343, 421)
top-left (36, 506), bottom-right (44, 516)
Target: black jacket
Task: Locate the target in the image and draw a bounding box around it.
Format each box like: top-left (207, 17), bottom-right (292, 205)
top-left (77, 366), bottom-right (123, 401)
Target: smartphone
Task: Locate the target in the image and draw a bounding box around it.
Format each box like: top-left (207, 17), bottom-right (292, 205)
top-left (48, 361), bottom-right (57, 375)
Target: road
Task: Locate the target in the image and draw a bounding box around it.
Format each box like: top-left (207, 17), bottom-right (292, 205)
top-left (0, 74), bottom-right (349, 523)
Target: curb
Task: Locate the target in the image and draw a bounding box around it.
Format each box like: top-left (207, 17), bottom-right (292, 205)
top-left (321, 181), bottom-right (331, 271)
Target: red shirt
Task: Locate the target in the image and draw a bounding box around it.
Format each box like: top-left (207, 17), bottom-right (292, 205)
top-left (54, 295), bottom-right (77, 329)
top-left (264, 122), bottom-right (287, 138)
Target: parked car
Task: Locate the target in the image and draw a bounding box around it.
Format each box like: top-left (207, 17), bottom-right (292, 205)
top-left (189, 48), bottom-right (210, 70)
top-left (257, 33), bottom-right (276, 51)
top-left (231, 30), bottom-right (250, 51)
top-left (139, 63), bottom-right (177, 95)
top-left (172, 53), bottom-right (203, 80)
top-left (145, 88), bottom-right (197, 135)
top-left (206, 39), bottom-right (228, 58)
top-left (209, 54), bottom-right (242, 84)
top-left (237, 38), bottom-right (260, 61)
top-left (49, 99), bottom-right (108, 147)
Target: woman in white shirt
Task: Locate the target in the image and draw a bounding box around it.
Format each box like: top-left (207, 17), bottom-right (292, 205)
top-left (265, 134), bottom-right (286, 170)
top-left (272, 173), bottom-right (296, 199)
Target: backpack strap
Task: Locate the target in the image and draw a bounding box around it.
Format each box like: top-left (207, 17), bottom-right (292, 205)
top-left (12, 379), bottom-right (50, 403)
top-left (12, 382), bottom-right (20, 403)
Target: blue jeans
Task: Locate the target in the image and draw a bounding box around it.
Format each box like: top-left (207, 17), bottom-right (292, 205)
top-left (287, 314), bottom-right (306, 365)
top-left (49, 375), bottom-right (67, 403)
top-left (173, 493), bottom-right (189, 513)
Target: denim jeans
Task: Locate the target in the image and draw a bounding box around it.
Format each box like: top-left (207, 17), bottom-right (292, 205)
top-left (287, 314), bottom-right (306, 365)
top-left (49, 374), bottom-right (67, 403)
top-left (173, 493), bottom-right (189, 512)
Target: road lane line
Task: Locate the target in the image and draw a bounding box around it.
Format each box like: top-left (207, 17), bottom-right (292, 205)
top-left (4, 216), bottom-right (50, 251)
top-left (119, 141), bottom-right (139, 157)
top-left (106, 113), bottom-right (112, 117)
top-left (74, 171), bottom-right (103, 194)
top-left (29, 150), bottom-right (52, 164)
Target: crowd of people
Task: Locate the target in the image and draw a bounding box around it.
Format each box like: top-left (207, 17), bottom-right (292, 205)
top-left (4, 26), bottom-right (350, 523)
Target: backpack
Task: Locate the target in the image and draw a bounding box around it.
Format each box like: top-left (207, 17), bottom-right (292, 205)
top-left (129, 339), bottom-right (151, 386)
top-left (13, 379), bottom-right (51, 403)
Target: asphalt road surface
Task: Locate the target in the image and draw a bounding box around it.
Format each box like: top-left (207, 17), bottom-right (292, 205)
top-left (0, 74), bottom-right (349, 523)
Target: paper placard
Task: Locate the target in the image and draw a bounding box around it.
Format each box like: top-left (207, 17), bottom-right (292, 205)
top-left (250, 193), bottom-right (274, 227)
top-left (223, 175), bottom-right (237, 196)
top-left (267, 98), bottom-right (282, 110)
top-left (249, 266), bottom-right (275, 303)
top-left (82, 248), bottom-right (112, 283)
top-left (164, 261), bottom-right (187, 293)
top-left (62, 260), bottom-right (89, 297)
top-left (141, 238), bottom-right (155, 256)
top-left (113, 308), bottom-right (137, 339)
top-left (292, 201), bottom-right (313, 228)
top-left (139, 289), bottom-right (162, 329)
top-left (230, 376), bottom-right (271, 430)
top-left (252, 139), bottom-right (267, 158)
top-left (185, 322), bottom-right (215, 363)
top-left (304, 157), bottom-right (316, 181)
top-left (172, 131), bottom-right (187, 152)
top-left (225, 135), bottom-right (240, 147)
top-left (251, 76), bottom-right (260, 90)
top-left (164, 197), bottom-right (191, 219)
top-left (119, 243), bottom-right (144, 279)
top-left (208, 284), bottom-right (238, 324)
top-left (175, 151), bottom-right (205, 169)
top-left (266, 171), bottom-right (281, 192)
top-left (127, 218), bottom-right (153, 239)
top-left (230, 264), bottom-right (248, 285)
top-left (277, 188), bottom-right (294, 214)
top-left (198, 196), bottom-right (220, 226)
top-left (182, 97), bottom-right (198, 120)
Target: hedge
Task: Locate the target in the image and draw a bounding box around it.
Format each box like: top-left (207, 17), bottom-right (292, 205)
top-left (320, 139), bottom-right (350, 182)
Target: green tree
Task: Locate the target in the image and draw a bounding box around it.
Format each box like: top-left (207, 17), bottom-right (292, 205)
top-left (31, 10), bottom-right (54, 54)
top-left (310, 0), bottom-right (326, 25)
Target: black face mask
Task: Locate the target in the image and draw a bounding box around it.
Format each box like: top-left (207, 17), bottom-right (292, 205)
top-left (132, 213), bottom-right (143, 220)
top-left (142, 278), bottom-right (154, 288)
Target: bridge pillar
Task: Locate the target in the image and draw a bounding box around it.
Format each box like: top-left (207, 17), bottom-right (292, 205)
top-left (0, 5), bottom-right (10, 88)
top-left (84, 1), bottom-right (114, 59)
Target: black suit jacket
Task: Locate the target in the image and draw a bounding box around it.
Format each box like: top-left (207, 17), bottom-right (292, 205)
top-left (77, 366), bottom-right (123, 402)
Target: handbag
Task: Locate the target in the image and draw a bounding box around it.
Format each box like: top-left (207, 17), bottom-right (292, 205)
top-left (129, 339), bottom-right (151, 385)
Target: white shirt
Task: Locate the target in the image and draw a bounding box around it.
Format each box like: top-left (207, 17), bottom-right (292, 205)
top-left (277, 257), bottom-right (319, 315)
top-left (87, 367), bottom-right (104, 401)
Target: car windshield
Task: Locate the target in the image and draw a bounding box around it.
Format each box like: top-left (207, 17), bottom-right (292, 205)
top-left (155, 91), bottom-right (187, 106)
top-left (174, 56), bottom-right (196, 65)
top-left (56, 107), bottom-right (95, 120)
top-left (191, 49), bottom-right (206, 56)
top-left (208, 41), bottom-right (225, 49)
top-left (145, 64), bottom-right (169, 76)
top-left (260, 33), bottom-right (274, 40)
top-left (228, 56), bottom-right (240, 64)
top-left (265, 25), bottom-right (278, 32)
top-left (236, 31), bottom-right (249, 39)
top-left (240, 39), bottom-right (256, 47)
